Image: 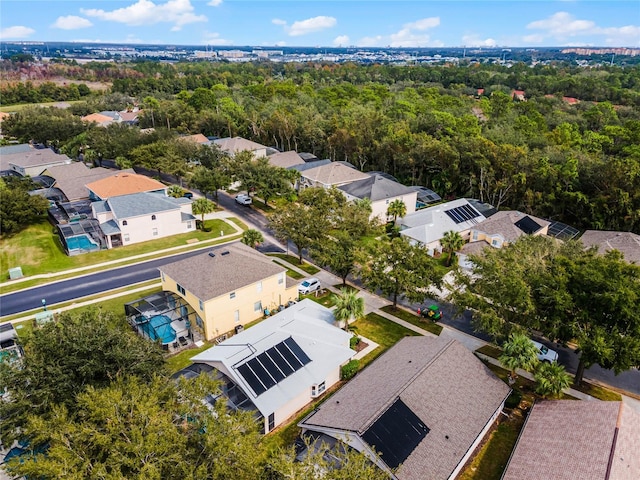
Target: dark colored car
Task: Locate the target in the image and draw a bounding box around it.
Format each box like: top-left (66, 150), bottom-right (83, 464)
top-left (419, 304), bottom-right (442, 321)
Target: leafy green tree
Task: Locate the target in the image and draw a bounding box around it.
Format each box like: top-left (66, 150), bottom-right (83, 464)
top-left (0, 310), bottom-right (165, 445)
top-left (534, 362), bottom-right (572, 398)
top-left (190, 165), bottom-right (231, 204)
top-left (358, 236), bottom-right (443, 308)
top-left (0, 178), bottom-right (50, 235)
top-left (311, 229), bottom-right (358, 286)
top-left (440, 230), bottom-right (465, 267)
top-left (167, 185), bottom-right (185, 198)
top-left (332, 288), bottom-right (365, 330)
top-left (241, 228), bottom-right (264, 249)
top-left (191, 198), bottom-right (216, 228)
top-left (499, 333), bottom-right (540, 381)
top-left (386, 198), bottom-right (407, 223)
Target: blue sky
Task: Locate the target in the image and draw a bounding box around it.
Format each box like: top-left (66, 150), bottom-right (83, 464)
top-left (1, 1), bottom-right (638, 47)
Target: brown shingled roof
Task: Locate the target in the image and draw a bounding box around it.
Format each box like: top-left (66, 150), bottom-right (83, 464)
top-left (158, 242), bottom-right (286, 301)
top-left (580, 230), bottom-right (640, 264)
top-left (86, 173), bottom-right (165, 199)
top-left (301, 336), bottom-right (510, 480)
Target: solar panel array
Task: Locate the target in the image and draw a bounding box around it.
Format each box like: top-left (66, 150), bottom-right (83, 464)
top-left (235, 337), bottom-right (311, 396)
top-left (444, 204), bottom-right (482, 224)
top-left (547, 221), bottom-right (580, 241)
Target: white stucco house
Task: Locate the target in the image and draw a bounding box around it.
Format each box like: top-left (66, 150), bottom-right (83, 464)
top-left (399, 198), bottom-right (486, 255)
top-left (339, 174), bottom-right (418, 223)
top-left (191, 299), bottom-right (355, 434)
top-left (92, 192), bottom-right (195, 248)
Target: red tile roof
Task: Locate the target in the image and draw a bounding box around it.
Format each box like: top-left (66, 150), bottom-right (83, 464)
top-left (86, 173), bottom-right (165, 199)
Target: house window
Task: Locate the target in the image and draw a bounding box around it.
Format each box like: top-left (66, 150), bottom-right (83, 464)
top-left (123, 233), bottom-right (130, 242)
top-left (256, 281), bottom-right (262, 293)
top-left (151, 214), bottom-right (157, 220)
top-left (187, 221), bottom-right (192, 229)
top-left (268, 413), bottom-right (275, 432)
top-left (230, 292), bottom-right (236, 299)
top-left (234, 310), bottom-right (240, 323)
top-left (472, 231), bottom-right (478, 241)
top-left (177, 284), bottom-right (186, 295)
top-left (195, 315), bottom-right (203, 328)
top-left (311, 381), bottom-right (326, 397)
top-left (122, 220), bottom-right (128, 226)
top-left (152, 227), bottom-right (158, 236)
top-left (199, 299), bottom-right (204, 311)
top-left (491, 238), bottom-right (500, 247)
top-left (161, 272), bottom-right (165, 281)
top-left (278, 272), bottom-right (284, 285)
top-left (254, 301), bottom-right (262, 312)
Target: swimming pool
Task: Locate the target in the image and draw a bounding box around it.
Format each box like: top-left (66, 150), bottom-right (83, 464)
top-left (66, 234), bottom-right (99, 252)
top-left (136, 315), bottom-right (177, 345)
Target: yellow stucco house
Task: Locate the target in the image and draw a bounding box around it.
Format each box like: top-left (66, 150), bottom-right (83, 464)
top-left (158, 242), bottom-right (299, 341)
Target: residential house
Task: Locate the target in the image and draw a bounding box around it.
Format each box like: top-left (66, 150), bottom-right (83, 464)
top-left (213, 136), bottom-right (268, 158)
top-left (181, 133), bottom-right (211, 145)
top-left (298, 162), bottom-right (370, 190)
top-left (92, 191), bottom-right (194, 248)
top-left (0, 148), bottom-right (71, 177)
top-left (86, 172), bottom-right (166, 201)
top-left (502, 400), bottom-right (640, 480)
top-left (399, 198), bottom-right (486, 255)
top-left (299, 336), bottom-right (510, 480)
top-left (267, 150), bottom-right (306, 169)
top-left (512, 89), bottom-right (526, 101)
top-left (191, 299), bottom-right (354, 434)
top-left (44, 162), bottom-right (135, 201)
top-left (158, 242), bottom-right (299, 341)
top-left (469, 210), bottom-right (550, 248)
top-left (81, 111), bottom-right (121, 127)
top-left (339, 174), bottom-right (418, 223)
top-left (579, 230), bottom-right (640, 264)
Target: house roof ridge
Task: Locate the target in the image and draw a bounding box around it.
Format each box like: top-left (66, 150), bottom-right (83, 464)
top-left (358, 338), bottom-right (456, 434)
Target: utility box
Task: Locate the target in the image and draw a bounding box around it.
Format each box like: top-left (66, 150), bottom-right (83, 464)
top-left (8, 267), bottom-right (23, 280)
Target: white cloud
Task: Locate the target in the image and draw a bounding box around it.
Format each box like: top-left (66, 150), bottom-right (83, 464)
top-left (207, 0), bottom-right (223, 6)
top-left (0, 25), bottom-right (35, 39)
top-left (202, 32), bottom-right (232, 45)
top-left (81, 0), bottom-right (207, 31)
top-left (272, 18), bottom-right (287, 26)
top-left (288, 16), bottom-right (336, 36)
top-left (462, 34), bottom-right (497, 47)
top-left (275, 41), bottom-right (287, 47)
top-left (525, 11), bottom-right (640, 46)
top-left (357, 17), bottom-right (440, 47)
top-left (52, 16), bottom-right (93, 30)
top-left (333, 35), bottom-right (350, 46)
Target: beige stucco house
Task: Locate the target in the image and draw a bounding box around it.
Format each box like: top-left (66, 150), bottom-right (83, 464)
top-left (339, 174), bottom-right (417, 223)
top-left (92, 192), bottom-right (195, 248)
top-left (213, 136), bottom-right (268, 158)
top-left (191, 299), bottom-right (354, 434)
top-left (158, 242), bottom-right (299, 341)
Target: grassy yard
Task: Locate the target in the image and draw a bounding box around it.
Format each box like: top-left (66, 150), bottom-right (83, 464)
top-left (476, 344), bottom-right (503, 359)
top-left (299, 289), bottom-right (336, 308)
top-left (380, 305), bottom-right (443, 335)
top-left (0, 100), bottom-right (86, 113)
top-left (272, 261), bottom-right (304, 280)
top-left (267, 253), bottom-right (320, 275)
top-left (166, 342), bottom-right (213, 373)
top-left (0, 219), bottom-right (239, 293)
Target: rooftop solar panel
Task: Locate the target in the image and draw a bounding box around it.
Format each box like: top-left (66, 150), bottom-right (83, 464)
top-left (257, 352), bottom-right (286, 383)
top-left (445, 204), bottom-right (481, 224)
top-left (514, 216), bottom-right (542, 235)
top-left (362, 399), bottom-right (429, 470)
top-left (268, 346), bottom-right (295, 376)
top-left (547, 221), bottom-right (580, 240)
top-left (237, 363), bottom-right (267, 396)
top-left (284, 337), bottom-right (312, 365)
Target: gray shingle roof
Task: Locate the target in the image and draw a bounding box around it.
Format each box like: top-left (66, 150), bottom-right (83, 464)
top-left (99, 219), bottom-right (121, 235)
top-left (107, 192), bottom-right (185, 218)
top-left (580, 230), bottom-right (640, 264)
top-left (213, 136), bottom-right (267, 154)
top-left (158, 242), bottom-right (286, 301)
top-left (46, 163), bottom-right (134, 201)
top-left (473, 210), bottom-right (550, 242)
top-left (92, 200), bottom-right (110, 214)
top-left (268, 150), bottom-right (305, 168)
top-left (301, 162), bottom-right (370, 186)
top-left (339, 175), bottom-right (415, 201)
top-left (300, 336), bottom-right (510, 480)
top-left (503, 400), bottom-right (640, 480)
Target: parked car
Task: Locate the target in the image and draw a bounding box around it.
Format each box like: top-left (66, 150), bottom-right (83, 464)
top-left (183, 192), bottom-right (194, 199)
top-left (531, 340), bottom-right (558, 363)
top-left (418, 304), bottom-right (442, 321)
top-left (298, 278), bottom-right (321, 294)
top-left (235, 193), bottom-right (252, 205)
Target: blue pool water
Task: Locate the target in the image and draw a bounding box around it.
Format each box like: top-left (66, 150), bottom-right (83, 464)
top-left (137, 315), bottom-right (176, 344)
top-left (67, 235), bottom-right (98, 251)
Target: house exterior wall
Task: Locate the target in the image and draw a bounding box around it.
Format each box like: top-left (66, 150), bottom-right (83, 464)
top-left (13, 160), bottom-right (70, 177)
top-left (161, 271), bottom-right (298, 341)
top-left (371, 192), bottom-right (417, 223)
top-left (470, 230), bottom-right (505, 248)
top-left (119, 209), bottom-right (193, 246)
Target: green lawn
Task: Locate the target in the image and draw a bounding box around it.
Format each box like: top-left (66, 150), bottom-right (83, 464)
top-left (267, 253), bottom-right (320, 275)
top-left (0, 100), bottom-right (85, 113)
top-left (166, 341), bottom-right (213, 373)
top-left (0, 219), bottom-right (239, 293)
top-left (475, 344), bottom-right (503, 359)
top-left (272, 261), bottom-right (304, 280)
top-left (300, 290), bottom-right (336, 308)
top-left (380, 305), bottom-right (443, 335)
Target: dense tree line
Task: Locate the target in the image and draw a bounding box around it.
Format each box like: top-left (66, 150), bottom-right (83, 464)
top-left (0, 177), bottom-right (50, 235)
top-left (0, 80), bottom-right (92, 105)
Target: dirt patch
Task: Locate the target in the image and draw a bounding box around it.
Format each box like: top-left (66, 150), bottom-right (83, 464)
top-left (353, 340), bottom-right (369, 352)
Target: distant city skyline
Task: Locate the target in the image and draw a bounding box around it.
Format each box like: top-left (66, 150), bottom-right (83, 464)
top-left (1, 1), bottom-right (638, 48)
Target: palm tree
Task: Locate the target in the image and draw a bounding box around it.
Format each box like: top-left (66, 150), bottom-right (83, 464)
top-left (191, 198), bottom-right (215, 230)
top-left (332, 288), bottom-right (365, 330)
top-left (534, 362), bottom-right (572, 398)
top-left (440, 230), bottom-right (465, 267)
top-left (499, 333), bottom-right (540, 382)
top-left (167, 185), bottom-right (185, 198)
top-left (386, 199), bottom-right (407, 224)
top-left (241, 229), bottom-right (264, 249)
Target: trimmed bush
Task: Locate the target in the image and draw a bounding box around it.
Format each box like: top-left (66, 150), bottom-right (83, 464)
top-left (341, 360), bottom-right (360, 380)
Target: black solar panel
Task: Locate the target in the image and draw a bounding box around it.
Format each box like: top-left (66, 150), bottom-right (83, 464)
top-left (445, 204), bottom-right (482, 224)
top-left (514, 216), bottom-right (542, 235)
top-left (236, 337), bottom-right (312, 397)
top-left (547, 221), bottom-right (580, 240)
top-left (362, 399), bottom-right (429, 469)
